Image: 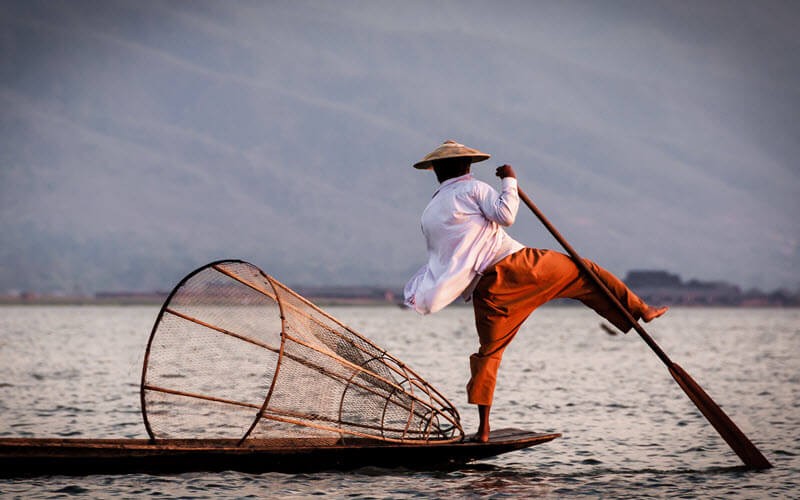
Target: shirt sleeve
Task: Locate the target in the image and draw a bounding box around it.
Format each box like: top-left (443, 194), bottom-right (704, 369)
top-left (403, 264), bottom-right (426, 309)
top-left (474, 177), bottom-right (519, 226)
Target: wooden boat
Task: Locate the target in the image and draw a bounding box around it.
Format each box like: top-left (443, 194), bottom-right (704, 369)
top-left (0, 428), bottom-right (559, 476)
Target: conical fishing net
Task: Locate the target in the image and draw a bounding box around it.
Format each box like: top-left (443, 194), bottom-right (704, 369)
top-left (140, 260), bottom-right (463, 445)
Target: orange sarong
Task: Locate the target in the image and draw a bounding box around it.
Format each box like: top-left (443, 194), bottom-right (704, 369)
top-left (467, 248), bottom-right (649, 406)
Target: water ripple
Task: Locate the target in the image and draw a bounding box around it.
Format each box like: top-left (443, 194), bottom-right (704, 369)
top-left (0, 306), bottom-right (797, 498)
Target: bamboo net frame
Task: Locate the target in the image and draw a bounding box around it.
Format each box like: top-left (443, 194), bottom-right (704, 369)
top-left (140, 260), bottom-right (464, 445)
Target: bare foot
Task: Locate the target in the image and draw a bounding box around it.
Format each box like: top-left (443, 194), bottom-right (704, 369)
top-left (642, 305), bottom-right (669, 323)
top-left (473, 404), bottom-right (490, 443)
top-left (468, 431), bottom-right (489, 443)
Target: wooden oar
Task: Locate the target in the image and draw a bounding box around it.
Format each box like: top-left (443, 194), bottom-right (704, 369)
top-left (517, 186), bottom-right (772, 469)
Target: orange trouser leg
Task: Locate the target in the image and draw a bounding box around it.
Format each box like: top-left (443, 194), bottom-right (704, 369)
top-left (466, 248), bottom-right (649, 406)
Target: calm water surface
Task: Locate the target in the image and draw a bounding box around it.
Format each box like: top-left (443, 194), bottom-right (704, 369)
top-left (0, 305), bottom-right (797, 498)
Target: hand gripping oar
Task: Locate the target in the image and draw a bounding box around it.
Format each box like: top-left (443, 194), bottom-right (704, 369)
top-left (517, 186), bottom-right (772, 469)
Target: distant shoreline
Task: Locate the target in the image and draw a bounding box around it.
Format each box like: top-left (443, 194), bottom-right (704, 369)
top-left (1, 297), bottom-right (796, 308)
top-left (3, 270), bottom-right (798, 307)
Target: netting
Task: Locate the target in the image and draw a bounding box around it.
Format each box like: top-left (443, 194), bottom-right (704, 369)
top-left (140, 260), bottom-right (463, 445)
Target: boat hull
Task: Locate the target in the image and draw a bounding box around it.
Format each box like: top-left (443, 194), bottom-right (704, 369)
top-left (0, 428), bottom-right (559, 476)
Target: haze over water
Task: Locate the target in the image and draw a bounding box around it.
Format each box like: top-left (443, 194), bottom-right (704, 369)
top-left (2, 1), bottom-right (799, 295)
top-left (1, 305), bottom-right (797, 498)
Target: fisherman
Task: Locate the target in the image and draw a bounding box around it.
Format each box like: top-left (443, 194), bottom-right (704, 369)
top-left (404, 140), bottom-right (668, 443)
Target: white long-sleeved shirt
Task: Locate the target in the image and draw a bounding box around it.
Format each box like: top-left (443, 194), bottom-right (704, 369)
top-left (404, 173), bottom-right (524, 314)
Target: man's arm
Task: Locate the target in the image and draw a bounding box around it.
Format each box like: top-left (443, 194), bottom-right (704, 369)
top-left (476, 164), bottom-right (520, 225)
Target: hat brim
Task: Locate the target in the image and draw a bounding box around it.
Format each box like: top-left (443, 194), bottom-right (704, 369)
top-left (413, 154), bottom-right (490, 170)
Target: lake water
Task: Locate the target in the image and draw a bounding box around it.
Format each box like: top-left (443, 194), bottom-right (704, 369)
top-left (0, 305), bottom-right (798, 498)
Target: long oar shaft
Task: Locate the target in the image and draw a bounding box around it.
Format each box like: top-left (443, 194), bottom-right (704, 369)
top-left (517, 187), bottom-right (771, 469)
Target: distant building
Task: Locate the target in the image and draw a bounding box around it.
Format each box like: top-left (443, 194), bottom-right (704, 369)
top-left (624, 270), bottom-right (742, 306)
top-left (625, 270), bottom-right (682, 288)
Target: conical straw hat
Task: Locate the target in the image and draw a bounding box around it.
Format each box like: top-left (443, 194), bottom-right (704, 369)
top-left (413, 140), bottom-right (490, 170)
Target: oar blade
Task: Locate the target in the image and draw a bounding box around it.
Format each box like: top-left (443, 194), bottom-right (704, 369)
top-left (668, 363), bottom-right (772, 469)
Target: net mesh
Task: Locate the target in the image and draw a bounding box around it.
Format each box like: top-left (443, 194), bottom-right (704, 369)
top-left (140, 260), bottom-right (463, 445)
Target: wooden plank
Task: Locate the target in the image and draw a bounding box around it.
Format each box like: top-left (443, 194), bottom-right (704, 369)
top-left (0, 428), bottom-right (560, 476)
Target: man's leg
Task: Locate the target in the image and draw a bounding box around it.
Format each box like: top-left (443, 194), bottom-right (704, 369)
top-left (467, 250), bottom-right (549, 440)
top-left (543, 252), bottom-right (667, 331)
top-left (476, 404), bottom-right (491, 443)
top-left (466, 248), bottom-right (667, 441)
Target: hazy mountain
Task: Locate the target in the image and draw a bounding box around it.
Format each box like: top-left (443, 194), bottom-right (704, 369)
top-left (2, 0), bottom-right (798, 294)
